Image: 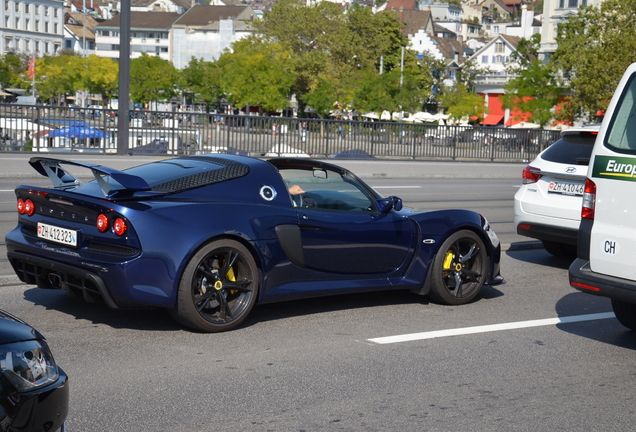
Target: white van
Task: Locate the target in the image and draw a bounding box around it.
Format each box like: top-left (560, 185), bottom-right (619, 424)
top-left (569, 62), bottom-right (636, 330)
top-left (13, 96), bottom-right (37, 105)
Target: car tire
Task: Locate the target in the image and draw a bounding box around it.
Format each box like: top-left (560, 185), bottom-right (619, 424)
top-left (611, 299), bottom-right (636, 331)
top-left (542, 240), bottom-right (577, 257)
top-left (428, 230), bottom-right (489, 305)
top-left (171, 239), bottom-right (259, 332)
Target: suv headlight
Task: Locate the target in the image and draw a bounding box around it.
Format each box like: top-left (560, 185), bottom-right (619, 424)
top-left (0, 340), bottom-right (59, 392)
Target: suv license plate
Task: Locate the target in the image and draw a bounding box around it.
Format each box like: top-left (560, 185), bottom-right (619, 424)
top-left (548, 181), bottom-right (584, 196)
top-left (37, 222), bottom-right (78, 247)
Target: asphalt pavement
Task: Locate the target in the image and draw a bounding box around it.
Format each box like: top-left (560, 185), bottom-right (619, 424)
top-left (0, 153), bottom-right (538, 286)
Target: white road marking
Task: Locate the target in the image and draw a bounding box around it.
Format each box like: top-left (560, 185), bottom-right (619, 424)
top-left (372, 186), bottom-right (421, 189)
top-left (368, 312), bottom-right (616, 344)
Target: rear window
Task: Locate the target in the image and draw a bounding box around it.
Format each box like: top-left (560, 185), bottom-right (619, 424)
top-left (540, 133), bottom-right (597, 165)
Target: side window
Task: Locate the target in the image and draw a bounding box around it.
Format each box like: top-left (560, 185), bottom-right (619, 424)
top-left (279, 168), bottom-right (374, 212)
top-left (606, 75), bottom-right (636, 153)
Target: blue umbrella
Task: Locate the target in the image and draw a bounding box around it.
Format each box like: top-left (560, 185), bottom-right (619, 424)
top-left (49, 126), bottom-right (109, 139)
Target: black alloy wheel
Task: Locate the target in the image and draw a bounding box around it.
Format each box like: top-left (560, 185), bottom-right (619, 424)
top-left (428, 230), bottom-right (489, 305)
top-left (172, 239), bottom-right (259, 332)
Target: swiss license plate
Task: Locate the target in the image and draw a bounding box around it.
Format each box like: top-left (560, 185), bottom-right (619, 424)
top-left (548, 181), bottom-right (584, 196)
top-left (37, 222), bottom-right (78, 247)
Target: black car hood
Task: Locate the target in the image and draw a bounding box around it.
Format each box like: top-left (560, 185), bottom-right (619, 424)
top-left (0, 309), bottom-right (43, 344)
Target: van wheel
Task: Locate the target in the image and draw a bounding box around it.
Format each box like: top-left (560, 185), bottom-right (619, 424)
top-left (542, 240), bottom-right (577, 257)
top-left (611, 300), bottom-right (636, 331)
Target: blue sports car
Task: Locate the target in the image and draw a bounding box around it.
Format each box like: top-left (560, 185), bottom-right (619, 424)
top-left (6, 155), bottom-right (504, 332)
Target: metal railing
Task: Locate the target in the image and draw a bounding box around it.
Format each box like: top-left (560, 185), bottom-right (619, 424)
top-left (0, 104), bottom-right (562, 161)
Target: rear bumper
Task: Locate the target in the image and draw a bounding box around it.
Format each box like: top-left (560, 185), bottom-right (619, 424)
top-left (516, 222), bottom-right (578, 245)
top-left (5, 226), bottom-right (178, 309)
top-left (569, 258), bottom-right (636, 304)
top-left (8, 250), bottom-right (121, 309)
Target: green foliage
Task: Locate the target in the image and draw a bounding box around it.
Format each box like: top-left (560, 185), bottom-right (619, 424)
top-left (130, 53), bottom-right (180, 105)
top-left (503, 60), bottom-right (562, 128)
top-left (181, 57), bottom-right (224, 110)
top-left (253, 0), bottom-right (414, 115)
top-left (81, 56), bottom-right (119, 104)
top-left (439, 83), bottom-right (485, 123)
top-left (217, 37), bottom-right (294, 112)
top-left (553, 0), bottom-right (636, 121)
top-left (0, 55), bottom-right (24, 88)
top-left (38, 54), bottom-right (82, 101)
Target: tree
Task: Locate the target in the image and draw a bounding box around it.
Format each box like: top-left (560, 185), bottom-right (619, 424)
top-left (553, 0), bottom-right (636, 121)
top-left (0, 55), bottom-right (24, 89)
top-left (503, 34), bottom-right (563, 127)
top-left (439, 83), bottom-right (486, 123)
top-left (37, 54), bottom-right (82, 102)
top-left (80, 55), bottom-right (118, 105)
top-left (130, 53), bottom-right (180, 106)
top-left (254, 0), bottom-right (412, 115)
top-left (217, 37), bottom-right (294, 112)
top-left (181, 57), bottom-right (224, 111)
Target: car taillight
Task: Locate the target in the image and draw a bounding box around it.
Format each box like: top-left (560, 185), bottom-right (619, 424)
top-left (17, 198), bottom-right (25, 214)
top-left (582, 178), bottom-right (596, 220)
top-left (113, 218), bottom-right (127, 236)
top-left (522, 166), bottom-right (541, 184)
top-left (96, 214), bottom-right (109, 232)
top-left (24, 199), bottom-right (35, 216)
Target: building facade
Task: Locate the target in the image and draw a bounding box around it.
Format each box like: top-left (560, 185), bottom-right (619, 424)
top-left (539, 0), bottom-right (604, 61)
top-left (1, 0), bottom-right (65, 57)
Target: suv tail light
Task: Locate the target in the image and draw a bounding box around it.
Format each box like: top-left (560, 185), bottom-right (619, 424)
top-left (582, 178), bottom-right (596, 220)
top-left (522, 166), bottom-right (542, 184)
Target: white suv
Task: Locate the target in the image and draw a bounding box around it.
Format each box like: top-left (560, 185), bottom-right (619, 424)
top-left (570, 63), bottom-right (636, 330)
top-left (514, 125), bottom-right (599, 256)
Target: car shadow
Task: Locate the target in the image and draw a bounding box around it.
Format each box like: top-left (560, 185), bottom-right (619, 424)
top-left (554, 292), bottom-right (636, 350)
top-left (22, 283), bottom-right (504, 333)
top-left (245, 283), bottom-right (504, 328)
top-left (22, 287), bottom-right (181, 331)
top-left (506, 247), bottom-right (576, 269)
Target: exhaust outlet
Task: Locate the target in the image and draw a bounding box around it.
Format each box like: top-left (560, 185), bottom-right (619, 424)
top-left (48, 272), bottom-right (62, 289)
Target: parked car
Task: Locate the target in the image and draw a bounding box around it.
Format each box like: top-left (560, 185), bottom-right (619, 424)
top-left (6, 155), bottom-right (503, 333)
top-left (0, 308), bottom-right (68, 431)
top-left (514, 124), bottom-right (600, 256)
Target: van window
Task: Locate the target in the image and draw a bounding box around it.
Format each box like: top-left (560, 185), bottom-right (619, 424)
top-left (606, 75), bottom-right (636, 153)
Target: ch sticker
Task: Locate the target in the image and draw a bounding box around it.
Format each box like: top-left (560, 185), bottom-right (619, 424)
top-left (602, 240), bottom-right (620, 255)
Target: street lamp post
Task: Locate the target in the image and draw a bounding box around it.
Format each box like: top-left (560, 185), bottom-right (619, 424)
top-left (19, 74), bottom-right (48, 98)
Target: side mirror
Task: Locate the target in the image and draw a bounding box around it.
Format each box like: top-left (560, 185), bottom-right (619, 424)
top-left (375, 196), bottom-right (403, 213)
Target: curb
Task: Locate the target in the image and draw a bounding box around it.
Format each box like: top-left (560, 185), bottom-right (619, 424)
top-left (0, 241), bottom-right (545, 287)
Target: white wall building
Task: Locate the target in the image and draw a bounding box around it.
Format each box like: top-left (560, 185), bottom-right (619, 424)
top-left (95, 11), bottom-right (179, 61)
top-left (1, 0), bottom-right (65, 57)
top-left (171, 5), bottom-right (256, 69)
top-left (539, 0), bottom-right (604, 61)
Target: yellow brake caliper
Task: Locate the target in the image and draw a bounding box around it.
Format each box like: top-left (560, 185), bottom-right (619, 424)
top-left (443, 250), bottom-right (454, 271)
top-left (226, 263), bottom-right (237, 294)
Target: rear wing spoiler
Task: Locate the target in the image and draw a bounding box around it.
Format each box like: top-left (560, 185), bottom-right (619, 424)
top-left (29, 157), bottom-right (151, 198)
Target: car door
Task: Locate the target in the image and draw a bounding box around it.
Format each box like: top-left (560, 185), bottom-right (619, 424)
top-left (296, 207), bottom-right (413, 275)
top-left (279, 165), bottom-right (413, 275)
